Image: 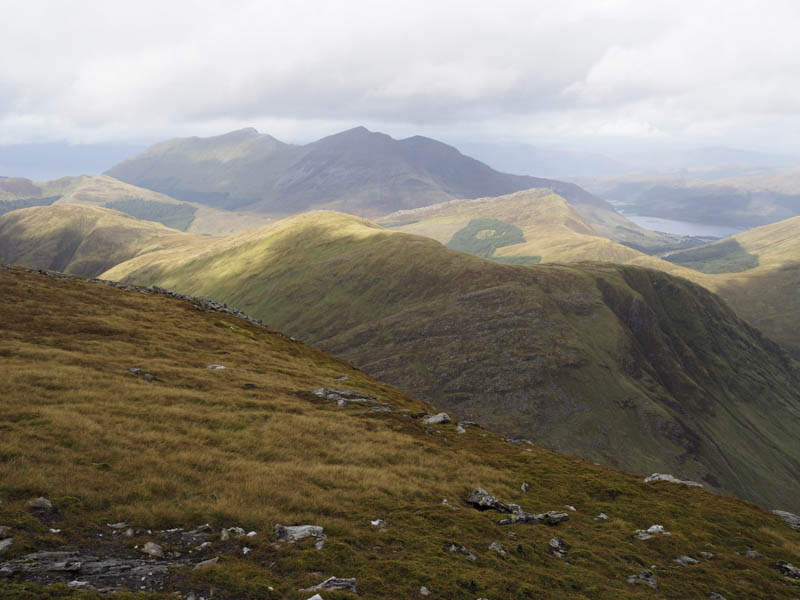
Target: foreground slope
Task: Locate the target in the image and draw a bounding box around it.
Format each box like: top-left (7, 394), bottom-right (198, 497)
top-left (1, 265), bottom-right (800, 599)
top-left (101, 212), bottom-right (800, 512)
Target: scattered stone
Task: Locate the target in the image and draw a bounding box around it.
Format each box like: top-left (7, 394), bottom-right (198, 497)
top-left (26, 497), bottom-right (53, 511)
top-left (301, 576), bottom-right (358, 594)
top-left (708, 593), bottom-right (727, 600)
top-left (48, 528), bottom-right (61, 534)
top-left (627, 569), bottom-right (657, 588)
top-left (466, 488), bottom-right (512, 513)
top-left (127, 368), bottom-right (156, 381)
top-left (220, 526), bottom-right (246, 541)
top-left (444, 541), bottom-right (477, 561)
top-left (594, 513), bottom-right (610, 521)
top-left (371, 519), bottom-right (387, 528)
top-left (775, 561), bottom-right (800, 579)
top-left (0, 538), bottom-right (12, 553)
top-left (246, 531), bottom-right (256, 537)
top-left (193, 557), bottom-right (219, 570)
top-left (634, 524), bottom-right (671, 540)
top-left (536, 511), bottom-right (570, 525)
top-left (307, 595), bottom-right (324, 600)
top-left (274, 524), bottom-right (326, 543)
top-left (455, 425), bottom-right (466, 434)
top-left (673, 555), bottom-right (699, 566)
top-left (424, 427), bottom-right (436, 435)
top-left (420, 586), bottom-right (431, 596)
top-left (745, 549), bottom-right (766, 559)
top-left (242, 546), bottom-right (251, 555)
top-left (643, 473), bottom-right (703, 487)
top-left (489, 541), bottom-right (508, 557)
top-left (312, 388), bottom-right (377, 406)
top-left (141, 542), bottom-right (164, 558)
top-left (547, 537), bottom-right (570, 558)
top-left (423, 412), bottom-right (451, 425)
top-left (107, 522), bottom-right (129, 530)
top-left (772, 510), bottom-right (800, 532)
top-left (0, 527), bottom-right (11, 537)
top-left (315, 540), bottom-right (325, 550)
top-left (335, 376), bottom-right (349, 381)
top-left (698, 551), bottom-right (714, 560)
top-left (521, 482), bottom-right (529, 494)
top-left (563, 505), bottom-right (576, 512)
top-left (371, 405), bottom-right (394, 412)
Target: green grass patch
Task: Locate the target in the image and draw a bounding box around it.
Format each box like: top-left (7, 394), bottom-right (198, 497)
top-left (104, 199), bottom-right (196, 231)
top-left (666, 239), bottom-right (760, 273)
top-left (446, 218), bottom-right (526, 258)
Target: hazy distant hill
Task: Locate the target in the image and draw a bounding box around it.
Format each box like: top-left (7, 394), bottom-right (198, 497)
top-left (583, 168), bottom-right (800, 229)
top-left (107, 127), bottom-right (637, 219)
top-left (0, 174), bottom-right (270, 236)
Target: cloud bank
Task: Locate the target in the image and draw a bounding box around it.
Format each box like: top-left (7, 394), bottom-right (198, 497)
top-left (2, 0), bottom-right (799, 152)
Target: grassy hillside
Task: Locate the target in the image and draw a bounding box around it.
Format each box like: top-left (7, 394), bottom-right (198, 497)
top-left (0, 175), bottom-right (270, 236)
top-left (2, 265), bottom-right (800, 599)
top-left (97, 211), bottom-right (800, 513)
top-left (671, 216), bottom-right (800, 356)
top-left (0, 205), bottom-right (201, 277)
top-left (378, 190), bottom-right (707, 275)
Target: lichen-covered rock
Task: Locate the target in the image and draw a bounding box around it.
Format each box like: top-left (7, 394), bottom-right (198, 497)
top-left (536, 511), bottom-right (570, 525)
top-left (673, 555), bottom-right (698, 566)
top-left (423, 412), bottom-right (451, 425)
top-left (772, 509), bottom-right (800, 532)
top-left (466, 488), bottom-right (512, 513)
top-left (274, 524), bottom-right (326, 543)
top-left (443, 541), bottom-right (476, 561)
top-left (627, 569), bottom-right (657, 588)
top-left (547, 537), bottom-right (570, 558)
top-left (644, 473), bottom-right (703, 487)
top-left (489, 541), bottom-right (508, 557)
top-left (301, 576), bottom-right (358, 594)
top-left (775, 560), bottom-right (800, 579)
top-left (140, 542), bottom-right (164, 558)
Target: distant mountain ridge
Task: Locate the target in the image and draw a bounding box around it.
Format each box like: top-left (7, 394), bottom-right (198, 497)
top-left (107, 126), bottom-right (622, 218)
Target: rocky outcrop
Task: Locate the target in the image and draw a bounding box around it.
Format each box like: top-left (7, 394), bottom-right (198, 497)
top-left (423, 412), bottom-right (451, 425)
top-left (547, 537), bottom-right (570, 558)
top-left (274, 524), bottom-right (326, 543)
top-left (466, 489), bottom-right (512, 513)
top-left (301, 576), bottom-right (358, 594)
top-left (312, 388), bottom-right (377, 406)
top-left (444, 542), bottom-right (477, 561)
top-left (775, 561), bottom-right (800, 579)
top-left (773, 510), bottom-right (800, 532)
top-left (644, 473), bottom-right (703, 487)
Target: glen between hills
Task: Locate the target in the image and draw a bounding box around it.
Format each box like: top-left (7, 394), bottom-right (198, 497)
top-left (2, 265), bottom-right (800, 598)
top-left (3, 204), bottom-right (795, 512)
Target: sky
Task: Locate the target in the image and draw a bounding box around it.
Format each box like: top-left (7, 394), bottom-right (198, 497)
top-left (2, 0), bottom-right (800, 158)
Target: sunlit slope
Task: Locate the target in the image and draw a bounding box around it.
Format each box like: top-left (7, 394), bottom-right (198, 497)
top-left (2, 266), bottom-right (800, 599)
top-left (103, 211), bottom-right (800, 512)
top-left (669, 216), bottom-right (800, 355)
top-left (0, 204), bottom-right (202, 277)
top-left (379, 190), bottom-right (710, 278)
top-left (0, 174), bottom-right (270, 236)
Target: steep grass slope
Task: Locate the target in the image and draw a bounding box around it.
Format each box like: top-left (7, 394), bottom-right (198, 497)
top-left (1, 265), bottom-right (800, 599)
top-left (100, 212), bottom-right (800, 513)
top-left (0, 205), bottom-right (201, 277)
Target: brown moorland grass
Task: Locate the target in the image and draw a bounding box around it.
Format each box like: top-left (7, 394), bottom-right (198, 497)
top-left (0, 266), bottom-right (799, 599)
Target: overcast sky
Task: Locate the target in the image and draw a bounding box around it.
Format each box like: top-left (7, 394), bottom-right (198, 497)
top-left (2, 0), bottom-right (800, 155)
